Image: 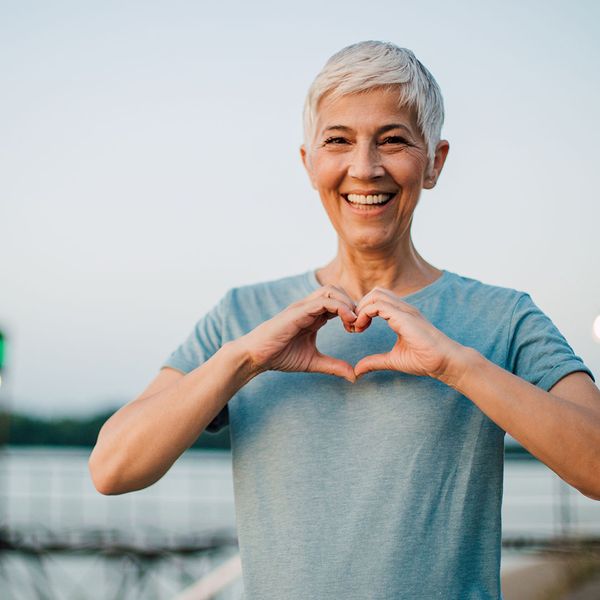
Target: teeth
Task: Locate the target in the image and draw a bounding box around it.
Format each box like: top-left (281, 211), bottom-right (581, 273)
top-left (346, 193), bottom-right (393, 205)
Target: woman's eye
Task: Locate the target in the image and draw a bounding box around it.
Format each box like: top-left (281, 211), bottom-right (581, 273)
top-left (380, 136), bottom-right (409, 145)
top-left (323, 136), bottom-right (349, 145)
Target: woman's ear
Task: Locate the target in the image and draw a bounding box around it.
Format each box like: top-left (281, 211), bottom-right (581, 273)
top-left (423, 140), bottom-right (450, 189)
top-left (300, 145), bottom-right (317, 190)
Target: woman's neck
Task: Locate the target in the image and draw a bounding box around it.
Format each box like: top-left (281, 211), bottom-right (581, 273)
top-left (315, 236), bottom-right (442, 302)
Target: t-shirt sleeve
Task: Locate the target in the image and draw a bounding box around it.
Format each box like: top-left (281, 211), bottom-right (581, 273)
top-left (506, 293), bottom-right (595, 391)
top-left (161, 292), bottom-right (230, 433)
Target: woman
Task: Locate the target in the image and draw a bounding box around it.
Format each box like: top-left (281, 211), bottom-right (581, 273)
top-left (90, 41), bottom-right (599, 599)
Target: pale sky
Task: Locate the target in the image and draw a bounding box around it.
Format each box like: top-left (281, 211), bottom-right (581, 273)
top-left (1, 0), bottom-right (599, 416)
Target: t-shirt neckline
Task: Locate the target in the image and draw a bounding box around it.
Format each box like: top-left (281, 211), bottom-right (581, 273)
top-left (303, 268), bottom-right (453, 303)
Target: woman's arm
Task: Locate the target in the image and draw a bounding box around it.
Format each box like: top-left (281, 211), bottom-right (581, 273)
top-left (89, 284), bottom-right (358, 495)
top-left (89, 341), bottom-right (256, 495)
top-left (441, 352), bottom-right (600, 500)
top-left (352, 288), bottom-right (600, 500)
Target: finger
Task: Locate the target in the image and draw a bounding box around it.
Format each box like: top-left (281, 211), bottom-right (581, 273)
top-left (289, 299), bottom-right (355, 336)
top-left (310, 352), bottom-right (356, 384)
top-left (290, 300), bottom-right (355, 335)
top-left (354, 299), bottom-right (400, 331)
top-left (304, 297), bottom-right (358, 327)
top-left (307, 285), bottom-right (357, 313)
top-left (322, 310), bottom-right (355, 334)
top-left (304, 286), bottom-right (359, 333)
top-left (354, 352), bottom-right (392, 379)
top-left (355, 287), bottom-right (395, 313)
top-left (356, 288), bottom-right (418, 315)
top-left (329, 287), bottom-right (357, 330)
top-left (329, 285), bottom-right (357, 311)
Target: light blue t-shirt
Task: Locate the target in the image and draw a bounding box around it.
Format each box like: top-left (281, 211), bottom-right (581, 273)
top-left (162, 269), bottom-right (594, 600)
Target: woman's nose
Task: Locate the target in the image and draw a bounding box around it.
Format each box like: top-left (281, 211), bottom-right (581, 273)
top-left (347, 143), bottom-right (385, 180)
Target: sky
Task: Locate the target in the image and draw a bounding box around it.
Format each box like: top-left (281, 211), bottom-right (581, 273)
top-left (1, 0), bottom-right (599, 417)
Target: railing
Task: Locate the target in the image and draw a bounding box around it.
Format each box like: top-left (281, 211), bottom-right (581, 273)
top-left (2, 446), bottom-right (600, 599)
top-left (0, 446), bottom-right (243, 600)
top-left (502, 458), bottom-right (600, 545)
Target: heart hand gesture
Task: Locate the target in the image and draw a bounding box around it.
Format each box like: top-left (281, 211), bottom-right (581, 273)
top-left (238, 284), bottom-right (466, 384)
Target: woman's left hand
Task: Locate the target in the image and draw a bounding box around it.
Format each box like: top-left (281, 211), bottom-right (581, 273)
top-left (353, 287), bottom-right (466, 381)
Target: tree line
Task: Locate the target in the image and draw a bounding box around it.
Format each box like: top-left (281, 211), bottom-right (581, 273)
top-left (0, 408), bottom-right (231, 450)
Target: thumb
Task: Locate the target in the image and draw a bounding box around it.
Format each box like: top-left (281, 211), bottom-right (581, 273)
top-left (354, 353), bottom-right (391, 379)
top-left (309, 352), bottom-right (356, 384)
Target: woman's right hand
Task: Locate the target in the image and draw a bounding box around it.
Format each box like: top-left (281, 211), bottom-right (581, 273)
top-left (236, 285), bottom-right (358, 383)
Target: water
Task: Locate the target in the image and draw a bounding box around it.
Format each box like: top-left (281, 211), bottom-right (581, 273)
top-left (1, 447), bottom-right (600, 599)
top-left (1, 446), bottom-right (236, 540)
top-left (502, 459), bottom-right (600, 539)
top-left (0, 447), bottom-right (241, 600)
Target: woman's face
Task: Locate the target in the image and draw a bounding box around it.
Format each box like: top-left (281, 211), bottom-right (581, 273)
top-left (301, 87), bottom-right (448, 253)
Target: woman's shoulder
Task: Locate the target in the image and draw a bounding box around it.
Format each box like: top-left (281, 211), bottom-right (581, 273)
top-left (433, 271), bottom-right (539, 355)
top-left (441, 269), bottom-right (529, 308)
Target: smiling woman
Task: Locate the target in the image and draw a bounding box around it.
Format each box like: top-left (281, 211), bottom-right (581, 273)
top-left (89, 40), bottom-right (599, 600)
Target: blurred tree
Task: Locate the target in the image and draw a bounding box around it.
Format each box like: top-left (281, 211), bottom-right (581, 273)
top-left (0, 408), bottom-right (231, 450)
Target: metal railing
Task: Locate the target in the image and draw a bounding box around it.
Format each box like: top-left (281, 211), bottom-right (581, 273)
top-left (2, 447), bottom-right (600, 599)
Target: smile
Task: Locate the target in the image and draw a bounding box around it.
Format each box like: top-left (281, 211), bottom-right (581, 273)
top-left (342, 193), bottom-right (396, 209)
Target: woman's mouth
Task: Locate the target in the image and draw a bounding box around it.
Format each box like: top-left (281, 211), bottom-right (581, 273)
top-left (341, 193), bottom-right (396, 212)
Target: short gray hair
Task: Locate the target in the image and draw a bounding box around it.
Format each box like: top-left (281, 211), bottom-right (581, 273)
top-left (303, 41), bottom-right (445, 169)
